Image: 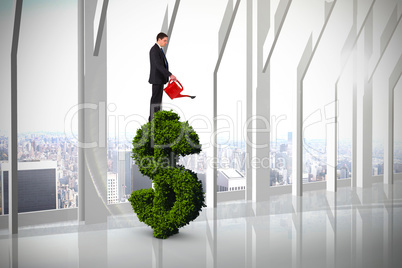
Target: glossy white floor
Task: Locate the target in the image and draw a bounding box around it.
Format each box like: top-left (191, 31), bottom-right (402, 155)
top-left (1, 180), bottom-right (402, 268)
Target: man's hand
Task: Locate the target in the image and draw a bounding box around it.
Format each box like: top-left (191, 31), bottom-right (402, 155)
top-left (170, 75), bottom-right (177, 81)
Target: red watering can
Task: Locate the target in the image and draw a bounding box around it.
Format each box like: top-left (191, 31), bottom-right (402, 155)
top-left (164, 79), bottom-right (196, 99)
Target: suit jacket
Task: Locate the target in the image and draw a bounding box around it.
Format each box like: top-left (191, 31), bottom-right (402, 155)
top-left (148, 44), bottom-right (172, 85)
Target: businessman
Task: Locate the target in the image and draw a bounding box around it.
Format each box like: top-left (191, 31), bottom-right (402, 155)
top-left (148, 32), bottom-right (177, 122)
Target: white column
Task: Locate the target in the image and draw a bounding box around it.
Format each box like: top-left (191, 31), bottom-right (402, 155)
top-left (385, 54), bottom-right (402, 184)
top-left (79, 0), bottom-right (109, 224)
top-left (356, 10), bottom-right (373, 188)
top-left (352, 0), bottom-right (375, 189)
top-left (326, 99), bottom-right (338, 192)
top-left (384, 81), bottom-right (395, 185)
top-left (253, 0), bottom-right (271, 202)
top-left (356, 80), bottom-right (373, 188)
top-left (352, 47), bottom-right (357, 188)
top-left (293, 36), bottom-right (312, 196)
top-left (246, 0), bottom-right (253, 201)
top-left (9, 0), bottom-right (24, 235)
top-left (78, 0), bottom-right (85, 222)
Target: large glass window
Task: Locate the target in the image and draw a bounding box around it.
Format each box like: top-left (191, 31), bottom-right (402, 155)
top-left (215, 0), bottom-right (246, 192)
top-left (2, 0), bottom-right (79, 213)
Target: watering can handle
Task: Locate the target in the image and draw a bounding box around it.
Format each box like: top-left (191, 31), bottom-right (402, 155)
top-left (169, 79), bottom-right (183, 90)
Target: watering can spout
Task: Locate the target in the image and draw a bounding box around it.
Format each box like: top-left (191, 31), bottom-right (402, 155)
top-left (164, 79), bottom-right (196, 100)
top-left (177, 94), bottom-right (196, 99)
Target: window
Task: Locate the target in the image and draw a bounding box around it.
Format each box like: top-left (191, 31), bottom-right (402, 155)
top-left (13, 0), bottom-right (78, 212)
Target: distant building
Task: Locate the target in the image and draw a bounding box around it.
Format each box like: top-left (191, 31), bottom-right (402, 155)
top-left (1, 161), bottom-right (57, 214)
top-left (395, 163), bottom-right (402, 173)
top-left (112, 150), bottom-right (132, 199)
top-left (280, 143), bottom-right (288, 152)
top-left (377, 163), bottom-right (384, 175)
top-left (107, 172), bottom-right (119, 204)
top-left (217, 169), bottom-right (246, 192)
top-left (130, 164), bottom-right (206, 194)
top-left (197, 173), bottom-right (206, 193)
top-left (119, 150), bottom-right (132, 198)
top-left (339, 164), bottom-right (349, 179)
top-left (131, 164), bottom-right (152, 192)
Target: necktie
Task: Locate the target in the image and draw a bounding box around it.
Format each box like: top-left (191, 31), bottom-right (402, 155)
top-left (161, 48), bottom-right (168, 71)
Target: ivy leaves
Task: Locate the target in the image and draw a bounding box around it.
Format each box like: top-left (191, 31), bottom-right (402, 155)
top-left (129, 110), bottom-right (205, 239)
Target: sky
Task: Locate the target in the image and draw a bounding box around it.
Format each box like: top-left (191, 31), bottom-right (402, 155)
top-left (0, 0), bottom-right (77, 136)
top-left (0, 0), bottom-right (401, 147)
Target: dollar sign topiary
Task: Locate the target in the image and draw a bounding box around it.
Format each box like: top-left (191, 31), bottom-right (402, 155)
top-left (129, 110), bottom-right (206, 239)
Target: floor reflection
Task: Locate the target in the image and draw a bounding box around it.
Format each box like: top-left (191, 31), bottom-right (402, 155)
top-left (152, 237), bottom-right (163, 268)
top-left (0, 181), bottom-right (401, 268)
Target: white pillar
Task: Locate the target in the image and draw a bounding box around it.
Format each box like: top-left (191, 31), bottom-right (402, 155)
top-left (246, 0), bottom-right (253, 201)
top-left (78, 0), bottom-right (85, 222)
top-left (385, 54), bottom-right (402, 184)
top-left (253, 0), bottom-right (271, 202)
top-left (356, 10), bottom-right (373, 188)
top-left (78, 0), bottom-right (109, 224)
top-left (293, 36), bottom-right (312, 196)
top-left (9, 0), bottom-right (24, 235)
top-left (352, 47), bottom-right (358, 188)
top-left (356, 80), bottom-right (373, 188)
top-left (351, 0), bottom-right (374, 189)
top-left (326, 98), bottom-right (338, 192)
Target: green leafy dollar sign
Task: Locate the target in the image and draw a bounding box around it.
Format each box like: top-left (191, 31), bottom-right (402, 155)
top-left (129, 110), bottom-right (206, 239)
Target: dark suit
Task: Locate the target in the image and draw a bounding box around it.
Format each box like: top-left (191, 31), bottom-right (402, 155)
top-left (148, 43), bottom-right (171, 122)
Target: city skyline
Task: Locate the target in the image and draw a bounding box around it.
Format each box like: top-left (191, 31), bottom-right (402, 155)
top-left (1, 124), bottom-right (402, 213)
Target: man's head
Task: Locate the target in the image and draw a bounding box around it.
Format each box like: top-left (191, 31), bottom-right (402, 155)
top-left (156, 32), bottom-right (168, 47)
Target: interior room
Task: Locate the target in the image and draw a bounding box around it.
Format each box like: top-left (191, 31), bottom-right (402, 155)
top-left (1, 0), bottom-right (401, 267)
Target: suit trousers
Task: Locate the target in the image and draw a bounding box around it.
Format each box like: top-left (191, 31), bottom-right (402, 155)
top-left (149, 84), bottom-right (164, 122)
